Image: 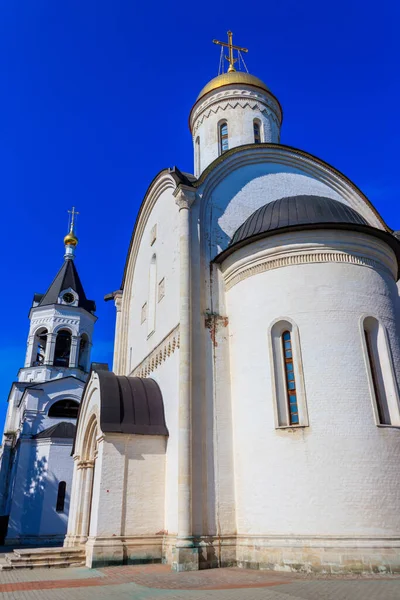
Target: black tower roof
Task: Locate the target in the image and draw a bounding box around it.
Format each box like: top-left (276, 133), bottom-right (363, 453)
top-left (36, 260), bottom-right (96, 313)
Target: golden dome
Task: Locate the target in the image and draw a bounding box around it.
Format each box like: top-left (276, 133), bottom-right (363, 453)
top-left (64, 231), bottom-right (78, 247)
top-left (197, 71), bottom-right (269, 102)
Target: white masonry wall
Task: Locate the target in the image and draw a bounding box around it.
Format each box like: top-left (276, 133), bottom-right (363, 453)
top-left (221, 229), bottom-right (400, 538)
top-left (191, 86), bottom-right (281, 175)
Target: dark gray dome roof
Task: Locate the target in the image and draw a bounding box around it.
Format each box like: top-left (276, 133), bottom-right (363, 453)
top-left (231, 195), bottom-right (368, 246)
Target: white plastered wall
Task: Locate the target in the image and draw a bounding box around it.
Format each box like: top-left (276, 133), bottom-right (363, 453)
top-left (221, 230), bottom-right (400, 537)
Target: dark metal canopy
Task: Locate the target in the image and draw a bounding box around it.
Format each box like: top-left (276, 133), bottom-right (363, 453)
top-left (215, 195), bottom-right (400, 277)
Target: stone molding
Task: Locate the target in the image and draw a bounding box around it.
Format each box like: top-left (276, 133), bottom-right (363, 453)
top-left (197, 145), bottom-right (386, 233)
top-left (191, 88), bottom-right (282, 133)
top-left (131, 324), bottom-right (180, 378)
top-left (222, 235), bottom-right (397, 291)
top-left (192, 99), bottom-right (280, 137)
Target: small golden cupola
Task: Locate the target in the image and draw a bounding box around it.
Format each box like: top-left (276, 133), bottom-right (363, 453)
top-left (64, 206), bottom-right (79, 259)
top-left (190, 31), bottom-right (282, 177)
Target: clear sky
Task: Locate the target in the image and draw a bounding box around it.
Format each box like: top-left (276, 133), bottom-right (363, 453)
top-left (0, 0), bottom-right (398, 426)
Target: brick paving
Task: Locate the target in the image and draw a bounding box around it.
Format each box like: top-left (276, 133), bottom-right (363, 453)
top-left (0, 564), bottom-right (399, 599)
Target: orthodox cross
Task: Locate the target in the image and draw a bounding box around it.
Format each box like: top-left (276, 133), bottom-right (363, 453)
top-left (67, 206), bottom-right (79, 232)
top-left (213, 31), bottom-right (248, 73)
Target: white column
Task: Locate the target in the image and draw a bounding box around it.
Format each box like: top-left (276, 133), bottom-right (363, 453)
top-left (44, 333), bottom-right (57, 365)
top-left (64, 455), bottom-right (81, 546)
top-left (69, 335), bottom-right (79, 368)
top-left (24, 335), bottom-right (35, 367)
top-left (173, 185), bottom-right (196, 562)
top-left (79, 461), bottom-right (94, 542)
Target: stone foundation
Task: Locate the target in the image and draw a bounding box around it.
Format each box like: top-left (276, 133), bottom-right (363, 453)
top-left (235, 535), bottom-right (400, 574)
top-left (67, 533), bottom-right (400, 573)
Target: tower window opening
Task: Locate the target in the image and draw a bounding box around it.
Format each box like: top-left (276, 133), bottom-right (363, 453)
top-left (364, 327), bottom-right (391, 424)
top-left (78, 334), bottom-right (89, 371)
top-left (56, 481), bottom-right (66, 512)
top-left (253, 120), bottom-right (261, 144)
top-left (282, 331), bottom-right (299, 425)
top-left (48, 399), bottom-right (79, 419)
top-left (54, 330), bottom-right (72, 367)
top-left (32, 328), bottom-right (48, 366)
top-left (195, 136), bottom-right (201, 177)
top-left (219, 122), bottom-right (229, 154)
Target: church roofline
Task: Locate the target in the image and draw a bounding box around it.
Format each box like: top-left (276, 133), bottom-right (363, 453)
top-left (192, 142), bottom-right (391, 232)
top-left (119, 167), bottom-right (196, 290)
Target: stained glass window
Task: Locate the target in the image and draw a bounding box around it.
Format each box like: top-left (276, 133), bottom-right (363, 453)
top-left (282, 331), bottom-right (299, 425)
top-left (220, 122), bottom-right (229, 153)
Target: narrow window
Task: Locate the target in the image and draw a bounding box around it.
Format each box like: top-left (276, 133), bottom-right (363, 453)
top-left (219, 122), bottom-right (229, 154)
top-left (32, 328), bottom-right (48, 366)
top-left (78, 334), bottom-right (89, 371)
top-left (147, 254), bottom-right (157, 335)
top-left (195, 136), bottom-right (200, 177)
top-left (54, 330), bottom-right (71, 367)
top-left (282, 331), bottom-right (299, 424)
top-left (253, 120), bottom-right (261, 144)
top-left (56, 481), bottom-right (66, 512)
top-left (364, 327), bottom-right (391, 424)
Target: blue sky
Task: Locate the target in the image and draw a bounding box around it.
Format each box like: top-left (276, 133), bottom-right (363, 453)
top-left (0, 0), bottom-right (398, 426)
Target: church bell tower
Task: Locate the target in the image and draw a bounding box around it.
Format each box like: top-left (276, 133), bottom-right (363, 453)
top-left (0, 209), bottom-right (97, 545)
top-left (22, 208), bottom-right (96, 384)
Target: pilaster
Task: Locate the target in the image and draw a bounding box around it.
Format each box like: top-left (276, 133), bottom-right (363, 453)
top-left (69, 335), bottom-right (79, 368)
top-left (172, 185), bottom-right (199, 571)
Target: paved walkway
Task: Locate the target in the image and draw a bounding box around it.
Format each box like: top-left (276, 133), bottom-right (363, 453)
top-left (0, 564), bottom-right (399, 599)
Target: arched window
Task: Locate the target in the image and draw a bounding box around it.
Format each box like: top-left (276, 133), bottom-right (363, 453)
top-left (219, 121), bottom-right (229, 154)
top-left (78, 334), bottom-right (89, 371)
top-left (54, 330), bottom-right (71, 367)
top-left (48, 399), bottom-right (79, 419)
top-left (147, 254), bottom-right (157, 336)
top-left (56, 481), bottom-right (66, 512)
top-left (195, 136), bottom-right (201, 177)
top-left (270, 319), bottom-right (308, 428)
top-left (253, 120), bottom-right (261, 144)
top-left (282, 331), bottom-right (299, 425)
top-left (32, 328), bottom-right (48, 366)
top-left (363, 317), bottom-right (396, 425)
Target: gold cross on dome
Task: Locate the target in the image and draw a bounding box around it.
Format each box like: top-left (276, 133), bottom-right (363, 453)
top-left (213, 30), bottom-right (248, 73)
top-left (67, 206), bottom-right (79, 232)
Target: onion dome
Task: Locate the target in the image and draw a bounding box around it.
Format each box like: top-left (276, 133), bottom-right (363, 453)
top-left (64, 231), bottom-right (78, 247)
top-left (197, 71), bottom-right (270, 103)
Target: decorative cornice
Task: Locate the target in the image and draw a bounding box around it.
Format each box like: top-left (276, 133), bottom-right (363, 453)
top-left (190, 87), bottom-right (283, 132)
top-left (224, 250), bottom-right (394, 291)
top-left (131, 325), bottom-right (180, 378)
top-left (192, 99), bottom-right (280, 136)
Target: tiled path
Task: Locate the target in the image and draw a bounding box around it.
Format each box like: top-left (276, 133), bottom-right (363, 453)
top-left (0, 564), bottom-right (399, 599)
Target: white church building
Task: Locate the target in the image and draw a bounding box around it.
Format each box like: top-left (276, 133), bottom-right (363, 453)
top-left (0, 215), bottom-right (97, 545)
top-left (3, 33), bottom-right (400, 574)
top-left (64, 34), bottom-right (400, 573)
